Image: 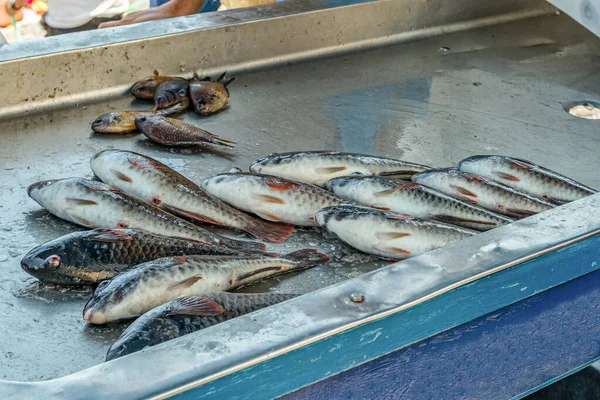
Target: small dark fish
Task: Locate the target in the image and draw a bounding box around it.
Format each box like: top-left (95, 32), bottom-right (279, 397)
top-left (83, 249), bottom-right (329, 323)
top-left (189, 72), bottom-right (234, 115)
top-left (153, 80), bottom-right (190, 115)
top-left (21, 229), bottom-right (242, 285)
top-left (131, 76), bottom-right (187, 100)
top-left (134, 115), bottom-right (234, 148)
top-left (327, 175), bottom-right (512, 231)
top-left (316, 205), bottom-right (476, 260)
top-left (250, 151), bottom-right (431, 187)
top-left (105, 292), bottom-right (298, 361)
top-left (412, 168), bottom-right (555, 218)
top-left (458, 155), bottom-right (597, 205)
top-left (27, 177), bottom-right (266, 253)
top-left (91, 111), bottom-right (159, 134)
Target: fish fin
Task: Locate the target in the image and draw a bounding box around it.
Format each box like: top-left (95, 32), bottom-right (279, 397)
top-left (493, 171), bottom-right (520, 182)
top-left (161, 203), bottom-right (225, 227)
top-left (378, 169), bottom-right (425, 178)
top-left (542, 195), bottom-right (567, 206)
top-left (383, 212), bottom-right (413, 221)
top-left (88, 229), bottom-right (134, 243)
top-left (67, 211), bottom-right (94, 228)
top-left (254, 194), bottom-right (285, 204)
top-left (220, 238), bottom-right (267, 253)
top-left (506, 208), bottom-right (537, 218)
top-left (216, 71), bottom-right (227, 82)
top-left (284, 248), bottom-right (331, 267)
top-left (210, 136), bottom-right (235, 148)
top-left (450, 185), bottom-right (478, 198)
top-left (66, 197), bottom-right (99, 206)
top-left (168, 275), bottom-right (203, 291)
top-left (375, 245), bottom-right (411, 257)
top-left (432, 215), bottom-right (497, 226)
top-left (463, 174), bottom-right (483, 182)
top-left (376, 231), bottom-right (411, 240)
top-left (370, 205), bottom-right (391, 211)
top-left (315, 166), bottom-right (347, 174)
top-left (237, 266), bottom-right (284, 281)
top-left (254, 209), bottom-right (283, 222)
top-left (168, 296), bottom-right (225, 317)
top-left (110, 169), bottom-right (133, 183)
top-left (510, 160), bottom-right (533, 169)
top-left (265, 178), bottom-right (301, 191)
top-left (374, 183), bottom-right (419, 197)
top-left (244, 220), bottom-right (294, 244)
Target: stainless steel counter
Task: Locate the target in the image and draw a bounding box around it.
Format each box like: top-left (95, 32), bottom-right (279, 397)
top-left (0, 0), bottom-right (599, 384)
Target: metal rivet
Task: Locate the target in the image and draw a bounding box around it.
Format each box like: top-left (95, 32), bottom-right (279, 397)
top-left (350, 293), bottom-right (365, 303)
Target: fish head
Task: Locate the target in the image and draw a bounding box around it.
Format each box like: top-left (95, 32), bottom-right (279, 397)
top-left (249, 153), bottom-right (295, 174)
top-left (190, 81), bottom-right (229, 115)
top-left (326, 175), bottom-right (364, 193)
top-left (27, 179), bottom-right (61, 205)
top-left (83, 275), bottom-right (137, 324)
top-left (154, 81), bottom-right (189, 111)
top-left (458, 155), bottom-right (502, 175)
top-left (20, 235), bottom-right (89, 285)
top-left (131, 78), bottom-right (157, 100)
top-left (91, 112), bottom-right (127, 133)
top-left (134, 115), bottom-right (169, 133)
top-left (411, 168), bottom-right (458, 187)
top-left (105, 315), bottom-right (179, 361)
top-left (201, 173), bottom-right (244, 194)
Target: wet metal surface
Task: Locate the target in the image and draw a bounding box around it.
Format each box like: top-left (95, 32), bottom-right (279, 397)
top-left (1, 13), bottom-right (599, 381)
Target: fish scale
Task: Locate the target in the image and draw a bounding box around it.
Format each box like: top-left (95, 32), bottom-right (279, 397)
top-left (83, 249), bottom-right (330, 324)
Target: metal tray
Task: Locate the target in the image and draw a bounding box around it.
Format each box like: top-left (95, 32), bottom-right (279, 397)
top-left (0, 0), bottom-right (598, 390)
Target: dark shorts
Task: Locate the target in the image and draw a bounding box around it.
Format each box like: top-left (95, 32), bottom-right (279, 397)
top-left (42, 13), bottom-right (123, 36)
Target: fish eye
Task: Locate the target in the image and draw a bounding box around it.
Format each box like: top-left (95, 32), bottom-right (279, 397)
top-left (157, 96), bottom-right (163, 103)
top-left (44, 255), bottom-right (61, 269)
top-left (137, 116), bottom-right (147, 123)
top-left (95, 280), bottom-right (110, 294)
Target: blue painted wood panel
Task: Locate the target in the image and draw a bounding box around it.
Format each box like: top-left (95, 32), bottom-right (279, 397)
top-left (285, 269), bottom-right (600, 400)
top-left (173, 233), bottom-right (600, 399)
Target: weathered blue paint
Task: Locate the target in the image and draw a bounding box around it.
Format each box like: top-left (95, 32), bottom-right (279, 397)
top-left (285, 270), bottom-right (600, 400)
top-left (172, 234), bottom-right (600, 399)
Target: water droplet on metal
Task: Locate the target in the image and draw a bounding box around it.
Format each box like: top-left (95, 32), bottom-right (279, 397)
top-left (439, 46), bottom-right (451, 52)
top-left (350, 292), bottom-right (365, 303)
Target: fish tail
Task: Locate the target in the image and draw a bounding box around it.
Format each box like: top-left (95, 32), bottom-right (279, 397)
top-left (221, 237), bottom-right (267, 253)
top-left (285, 249), bottom-right (331, 267)
top-left (245, 220), bottom-right (294, 244)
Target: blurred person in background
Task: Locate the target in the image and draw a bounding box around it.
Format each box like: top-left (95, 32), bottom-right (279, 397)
top-left (3, 0), bottom-right (128, 35)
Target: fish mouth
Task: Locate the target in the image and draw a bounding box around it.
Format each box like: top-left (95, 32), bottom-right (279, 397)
top-left (314, 209), bottom-right (330, 227)
top-left (248, 161), bottom-right (263, 173)
top-left (83, 300), bottom-right (106, 324)
top-left (27, 179), bottom-right (58, 199)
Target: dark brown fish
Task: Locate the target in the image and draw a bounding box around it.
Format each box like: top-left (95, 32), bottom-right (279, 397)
top-left (21, 228), bottom-right (242, 285)
top-left (91, 111), bottom-right (159, 134)
top-left (131, 76), bottom-right (187, 100)
top-left (189, 72), bottom-right (234, 115)
top-left (105, 292), bottom-right (299, 360)
top-left (153, 80), bottom-right (190, 115)
top-left (134, 115), bottom-right (234, 147)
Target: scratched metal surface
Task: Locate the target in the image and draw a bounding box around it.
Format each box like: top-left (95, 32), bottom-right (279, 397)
top-left (0, 12), bottom-right (599, 382)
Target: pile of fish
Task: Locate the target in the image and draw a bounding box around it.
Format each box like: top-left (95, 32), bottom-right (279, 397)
top-left (22, 147), bottom-right (596, 361)
top-left (91, 73), bottom-right (236, 149)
